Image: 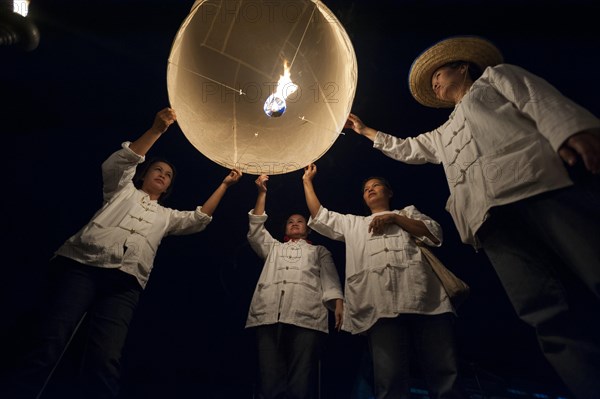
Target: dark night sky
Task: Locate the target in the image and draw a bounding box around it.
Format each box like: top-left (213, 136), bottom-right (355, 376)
top-left (2, 1), bottom-right (599, 398)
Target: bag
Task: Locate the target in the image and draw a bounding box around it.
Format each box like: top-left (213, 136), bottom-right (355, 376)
top-left (415, 240), bottom-right (470, 308)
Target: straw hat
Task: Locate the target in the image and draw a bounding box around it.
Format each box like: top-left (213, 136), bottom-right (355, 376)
top-left (408, 36), bottom-right (504, 108)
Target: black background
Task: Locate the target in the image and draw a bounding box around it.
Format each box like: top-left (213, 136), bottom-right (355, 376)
top-left (2, 1), bottom-right (599, 398)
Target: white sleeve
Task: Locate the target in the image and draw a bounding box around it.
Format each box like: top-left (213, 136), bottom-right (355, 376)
top-left (166, 206), bottom-right (212, 236)
top-left (373, 130), bottom-right (442, 164)
top-left (247, 210), bottom-right (278, 259)
top-left (483, 64), bottom-right (600, 151)
top-left (317, 246), bottom-right (344, 309)
top-left (308, 205), bottom-right (354, 242)
top-left (100, 142), bottom-right (145, 203)
top-left (400, 205), bottom-right (443, 247)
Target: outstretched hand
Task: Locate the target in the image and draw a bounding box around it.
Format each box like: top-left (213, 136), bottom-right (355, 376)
top-left (223, 168), bottom-right (243, 187)
top-left (151, 107), bottom-right (177, 134)
top-left (344, 113), bottom-right (367, 134)
top-left (344, 113), bottom-right (378, 141)
top-left (303, 164), bottom-right (317, 181)
top-left (255, 174), bottom-right (269, 192)
top-left (128, 107), bottom-right (177, 156)
top-left (558, 130), bottom-right (600, 174)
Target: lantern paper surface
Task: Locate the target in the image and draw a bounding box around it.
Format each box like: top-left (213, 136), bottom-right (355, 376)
top-left (167, 0), bottom-right (358, 175)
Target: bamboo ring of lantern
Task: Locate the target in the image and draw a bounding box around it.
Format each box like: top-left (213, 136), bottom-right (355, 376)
top-left (167, 0), bottom-right (357, 175)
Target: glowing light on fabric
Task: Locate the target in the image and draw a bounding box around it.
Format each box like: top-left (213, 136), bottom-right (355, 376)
top-left (167, 0), bottom-right (357, 175)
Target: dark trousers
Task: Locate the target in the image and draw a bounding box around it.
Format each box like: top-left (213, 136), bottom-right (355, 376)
top-left (478, 180), bottom-right (600, 399)
top-left (367, 313), bottom-right (461, 399)
top-left (9, 256), bottom-right (142, 399)
top-left (254, 323), bottom-right (325, 399)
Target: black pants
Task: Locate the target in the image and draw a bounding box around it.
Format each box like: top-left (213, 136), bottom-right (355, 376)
top-left (254, 323), bottom-right (325, 399)
top-left (9, 256), bottom-right (142, 399)
top-left (367, 313), bottom-right (462, 399)
top-left (478, 181), bottom-right (600, 399)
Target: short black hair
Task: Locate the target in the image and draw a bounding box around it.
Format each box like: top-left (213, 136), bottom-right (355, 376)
top-left (361, 176), bottom-right (394, 213)
top-left (133, 157), bottom-right (177, 205)
top-left (361, 176), bottom-right (393, 193)
top-left (281, 212), bottom-right (310, 239)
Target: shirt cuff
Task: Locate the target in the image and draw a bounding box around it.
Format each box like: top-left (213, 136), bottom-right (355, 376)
top-left (195, 206), bottom-right (213, 222)
top-left (307, 205), bottom-right (325, 227)
top-left (121, 141), bottom-right (146, 163)
top-left (248, 210), bottom-right (268, 222)
top-left (373, 131), bottom-right (386, 149)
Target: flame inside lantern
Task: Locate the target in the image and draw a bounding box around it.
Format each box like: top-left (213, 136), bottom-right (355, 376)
top-left (264, 61), bottom-right (298, 118)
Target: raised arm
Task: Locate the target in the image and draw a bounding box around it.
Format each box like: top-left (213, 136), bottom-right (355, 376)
top-left (129, 107), bottom-right (177, 156)
top-left (201, 169), bottom-right (242, 217)
top-left (302, 164), bottom-right (321, 218)
top-left (346, 113), bottom-right (439, 165)
top-left (345, 113), bottom-right (379, 142)
top-left (252, 175), bottom-right (269, 215)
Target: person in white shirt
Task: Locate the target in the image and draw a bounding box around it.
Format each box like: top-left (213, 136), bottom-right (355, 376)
top-left (10, 107), bottom-right (242, 399)
top-left (246, 174), bottom-right (343, 399)
top-left (344, 35), bottom-right (600, 399)
top-left (302, 164), bottom-right (464, 399)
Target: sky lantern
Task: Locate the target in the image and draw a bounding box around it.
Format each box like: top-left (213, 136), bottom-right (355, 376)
top-left (167, 0), bottom-right (357, 175)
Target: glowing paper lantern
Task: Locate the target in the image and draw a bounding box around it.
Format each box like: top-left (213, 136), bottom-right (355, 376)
top-left (167, 0), bottom-right (357, 175)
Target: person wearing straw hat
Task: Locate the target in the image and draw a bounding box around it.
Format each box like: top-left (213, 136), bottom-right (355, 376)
top-left (344, 35), bottom-right (600, 399)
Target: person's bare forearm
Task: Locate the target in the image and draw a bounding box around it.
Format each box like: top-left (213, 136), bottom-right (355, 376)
top-left (395, 214), bottom-right (439, 244)
top-left (303, 179), bottom-right (321, 218)
top-left (253, 191), bottom-right (266, 215)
